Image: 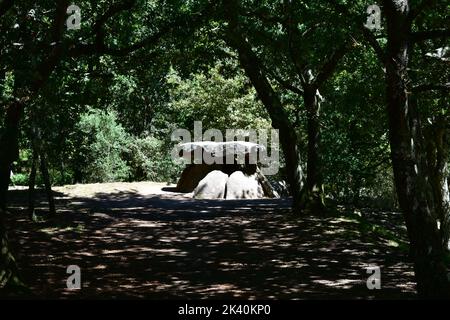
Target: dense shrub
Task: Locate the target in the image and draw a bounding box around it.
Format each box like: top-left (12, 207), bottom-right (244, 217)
top-left (126, 135), bottom-right (183, 183)
top-left (76, 109), bottom-right (131, 183)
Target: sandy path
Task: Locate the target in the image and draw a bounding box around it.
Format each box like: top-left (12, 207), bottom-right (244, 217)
top-left (5, 182), bottom-right (416, 299)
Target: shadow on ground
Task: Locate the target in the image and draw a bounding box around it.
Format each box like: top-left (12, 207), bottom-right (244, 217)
top-left (4, 186), bottom-right (416, 299)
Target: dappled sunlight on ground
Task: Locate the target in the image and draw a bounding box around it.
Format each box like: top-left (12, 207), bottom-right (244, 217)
top-left (5, 182), bottom-right (416, 299)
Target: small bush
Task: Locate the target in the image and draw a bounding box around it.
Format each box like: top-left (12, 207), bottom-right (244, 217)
top-left (76, 108), bottom-right (131, 183)
top-left (126, 135), bottom-right (183, 183)
top-left (10, 173), bottom-right (29, 186)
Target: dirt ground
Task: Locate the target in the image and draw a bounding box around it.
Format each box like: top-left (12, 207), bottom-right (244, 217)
top-left (4, 182), bottom-right (416, 299)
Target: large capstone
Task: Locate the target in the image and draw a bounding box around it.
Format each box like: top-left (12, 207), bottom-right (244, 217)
top-left (178, 141), bottom-right (265, 162)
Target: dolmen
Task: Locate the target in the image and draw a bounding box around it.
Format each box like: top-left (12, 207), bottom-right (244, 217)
top-left (175, 141), bottom-right (279, 199)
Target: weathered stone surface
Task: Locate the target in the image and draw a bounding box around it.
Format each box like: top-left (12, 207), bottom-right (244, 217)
top-left (194, 170), bottom-right (228, 199)
top-left (178, 141), bottom-right (265, 161)
top-left (176, 164), bottom-right (221, 193)
top-left (271, 180), bottom-right (289, 197)
top-left (225, 171), bottom-right (264, 199)
top-left (256, 168), bottom-right (280, 198)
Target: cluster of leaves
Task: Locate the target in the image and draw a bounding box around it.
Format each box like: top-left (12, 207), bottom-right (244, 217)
top-left (166, 59), bottom-right (271, 132)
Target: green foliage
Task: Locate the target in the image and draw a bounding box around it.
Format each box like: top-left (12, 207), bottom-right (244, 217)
top-left (76, 109), bottom-right (131, 183)
top-left (74, 108), bottom-right (183, 184)
top-left (10, 173), bottom-right (29, 186)
top-left (0, 71), bottom-right (14, 103)
top-left (1, 0), bottom-right (450, 299)
top-left (320, 48), bottom-right (393, 205)
top-left (166, 60), bottom-right (271, 132)
top-left (127, 135), bottom-right (183, 183)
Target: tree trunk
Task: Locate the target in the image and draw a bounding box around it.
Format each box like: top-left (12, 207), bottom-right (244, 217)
top-left (225, 30), bottom-right (305, 211)
top-left (299, 86), bottom-right (325, 211)
top-left (0, 211), bottom-right (22, 293)
top-left (39, 151), bottom-right (56, 217)
top-left (28, 148), bottom-right (38, 220)
top-left (0, 101), bottom-right (24, 291)
top-left (424, 114), bottom-right (450, 253)
top-left (0, 102), bottom-right (23, 210)
top-left (383, 0), bottom-right (450, 298)
top-left (29, 123), bottom-right (56, 218)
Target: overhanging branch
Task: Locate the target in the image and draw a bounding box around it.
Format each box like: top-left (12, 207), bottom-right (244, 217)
top-left (268, 71), bottom-right (304, 95)
top-left (412, 29), bottom-right (450, 42)
top-left (92, 0), bottom-right (136, 52)
top-left (314, 41), bottom-right (352, 88)
top-left (69, 1), bottom-right (213, 57)
top-left (412, 83), bottom-right (450, 93)
top-left (362, 27), bottom-right (386, 64)
top-left (325, 0), bottom-right (386, 65)
top-left (32, 0), bottom-right (69, 93)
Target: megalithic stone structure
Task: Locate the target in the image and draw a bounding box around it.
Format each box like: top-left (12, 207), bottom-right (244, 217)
top-left (175, 141), bottom-right (279, 199)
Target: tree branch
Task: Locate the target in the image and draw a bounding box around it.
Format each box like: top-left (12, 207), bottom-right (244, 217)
top-left (268, 71), bottom-right (304, 95)
top-left (69, 1), bottom-right (212, 57)
top-left (412, 29), bottom-right (450, 42)
top-left (314, 41), bottom-right (352, 88)
top-left (50, 0), bottom-right (68, 43)
top-left (92, 0), bottom-right (136, 53)
top-left (70, 24), bottom-right (174, 57)
top-left (223, 0), bottom-right (289, 121)
top-left (32, 0), bottom-right (69, 93)
top-left (412, 83), bottom-right (450, 93)
top-left (283, 0), bottom-right (308, 86)
top-left (325, 0), bottom-right (386, 64)
top-left (362, 27), bottom-right (386, 64)
top-left (242, 7), bottom-right (286, 25)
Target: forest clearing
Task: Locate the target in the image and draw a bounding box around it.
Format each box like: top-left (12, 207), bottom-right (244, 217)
top-left (5, 182), bottom-right (416, 299)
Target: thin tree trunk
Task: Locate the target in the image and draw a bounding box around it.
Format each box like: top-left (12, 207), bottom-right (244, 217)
top-left (39, 151), bottom-right (56, 217)
top-left (225, 29), bottom-right (305, 211)
top-left (299, 87), bottom-right (325, 211)
top-left (0, 212), bottom-right (21, 292)
top-left (30, 123), bottom-right (56, 218)
top-left (28, 148), bottom-right (38, 220)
